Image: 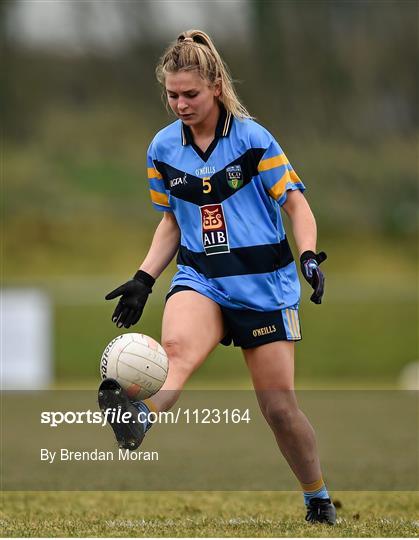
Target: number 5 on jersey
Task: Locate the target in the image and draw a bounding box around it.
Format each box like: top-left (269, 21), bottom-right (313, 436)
top-left (202, 177), bottom-right (212, 194)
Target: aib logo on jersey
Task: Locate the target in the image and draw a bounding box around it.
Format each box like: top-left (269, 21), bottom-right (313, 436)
top-left (226, 165), bottom-right (243, 190)
top-left (200, 204), bottom-right (230, 255)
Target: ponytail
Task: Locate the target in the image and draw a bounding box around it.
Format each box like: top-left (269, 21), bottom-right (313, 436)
top-left (156, 29), bottom-right (252, 120)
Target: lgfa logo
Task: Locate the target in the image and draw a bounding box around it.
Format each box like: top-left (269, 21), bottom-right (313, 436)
top-left (170, 173), bottom-right (187, 188)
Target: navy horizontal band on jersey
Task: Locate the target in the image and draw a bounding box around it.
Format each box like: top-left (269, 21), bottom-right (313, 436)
top-left (147, 105), bottom-right (306, 311)
top-left (177, 239), bottom-right (293, 279)
top-left (155, 147), bottom-right (266, 206)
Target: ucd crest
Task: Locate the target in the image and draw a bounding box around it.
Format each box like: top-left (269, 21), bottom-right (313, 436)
top-left (226, 165), bottom-right (243, 190)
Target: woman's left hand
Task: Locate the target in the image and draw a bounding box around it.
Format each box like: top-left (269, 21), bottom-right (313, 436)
top-left (300, 251), bottom-right (327, 304)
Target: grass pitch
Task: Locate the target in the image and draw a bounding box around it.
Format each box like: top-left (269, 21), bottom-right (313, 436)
top-left (1, 491), bottom-right (418, 537)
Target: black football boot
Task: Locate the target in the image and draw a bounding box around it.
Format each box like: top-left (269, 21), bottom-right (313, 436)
top-left (305, 498), bottom-right (337, 525)
top-left (98, 378), bottom-right (145, 450)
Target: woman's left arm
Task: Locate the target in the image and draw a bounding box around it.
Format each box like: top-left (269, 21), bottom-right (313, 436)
top-left (282, 190), bottom-right (317, 256)
top-left (282, 190), bottom-right (327, 304)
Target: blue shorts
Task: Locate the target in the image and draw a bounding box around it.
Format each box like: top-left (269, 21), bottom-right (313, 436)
top-left (166, 285), bottom-right (301, 349)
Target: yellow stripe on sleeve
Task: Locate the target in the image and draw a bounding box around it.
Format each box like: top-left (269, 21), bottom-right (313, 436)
top-left (258, 154), bottom-right (289, 173)
top-left (289, 170), bottom-right (301, 183)
top-left (267, 170), bottom-right (288, 200)
top-left (268, 169), bottom-right (300, 200)
top-left (150, 189), bottom-right (170, 207)
top-left (147, 167), bottom-right (163, 180)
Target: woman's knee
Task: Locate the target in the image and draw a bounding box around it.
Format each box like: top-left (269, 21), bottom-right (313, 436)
top-left (162, 336), bottom-right (199, 375)
top-left (162, 336), bottom-right (183, 359)
top-left (262, 396), bottom-right (300, 430)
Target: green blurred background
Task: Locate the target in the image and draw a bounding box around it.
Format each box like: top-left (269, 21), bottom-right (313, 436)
top-left (2, 0), bottom-right (417, 388)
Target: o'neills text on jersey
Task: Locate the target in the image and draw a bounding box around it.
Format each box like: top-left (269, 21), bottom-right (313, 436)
top-left (195, 165), bottom-right (216, 176)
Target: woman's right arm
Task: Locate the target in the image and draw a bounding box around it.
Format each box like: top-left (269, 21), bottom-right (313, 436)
top-left (105, 212), bottom-right (180, 328)
top-left (139, 212), bottom-right (180, 279)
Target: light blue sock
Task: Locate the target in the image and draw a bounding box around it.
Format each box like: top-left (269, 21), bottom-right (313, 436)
top-left (303, 485), bottom-right (330, 506)
top-left (132, 401), bottom-right (153, 432)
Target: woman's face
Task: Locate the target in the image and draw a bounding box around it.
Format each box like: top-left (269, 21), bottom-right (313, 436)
top-left (165, 70), bottom-right (221, 128)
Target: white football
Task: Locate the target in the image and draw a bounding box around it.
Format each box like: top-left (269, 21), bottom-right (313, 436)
top-left (100, 333), bottom-right (168, 400)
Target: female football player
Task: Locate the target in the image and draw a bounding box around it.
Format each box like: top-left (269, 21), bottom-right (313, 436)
top-left (100, 29), bottom-right (335, 525)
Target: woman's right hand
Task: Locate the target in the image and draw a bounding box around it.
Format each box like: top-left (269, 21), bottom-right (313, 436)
top-left (105, 270), bottom-right (155, 328)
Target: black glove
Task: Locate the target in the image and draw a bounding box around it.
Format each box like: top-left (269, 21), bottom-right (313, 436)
top-left (300, 251), bottom-right (327, 305)
top-left (105, 270), bottom-right (155, 328)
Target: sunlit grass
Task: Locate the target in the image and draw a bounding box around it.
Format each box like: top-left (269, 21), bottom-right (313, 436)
top-left (1, 491), bottom-right (418, 537)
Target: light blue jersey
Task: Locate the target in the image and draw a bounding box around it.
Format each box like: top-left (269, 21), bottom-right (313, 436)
top-left (147, 107), bottom-right (305, 311)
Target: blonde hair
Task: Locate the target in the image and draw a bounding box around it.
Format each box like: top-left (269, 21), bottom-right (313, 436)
top-left (156, 29), bottom-right (252, 119)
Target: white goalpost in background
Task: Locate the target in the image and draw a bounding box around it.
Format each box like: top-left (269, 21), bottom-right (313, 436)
top-left (1, 288), bottom-right (53, 389)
